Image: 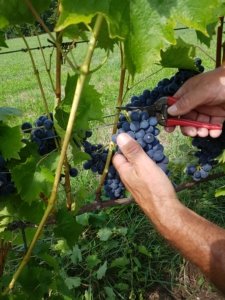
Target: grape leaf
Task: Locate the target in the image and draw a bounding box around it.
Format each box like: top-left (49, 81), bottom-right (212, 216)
top-left (160, 37), bottom-right (196, 70)
top-left (19, 266), bottom-right (52, 299)
top-left (65, 276), bottom-right (81, 289)
top-left (70, 244), bottom-right (82, 264)
top-left (196, 22), bottom-right (218, 47)
top-left (0, 124), bottom-right (22, 159)
top-left (55, 74), bottom-right (103, 132)
top-left (62, 23), bottom-right (88, 41)
top-left (54, 209), bottom-right (83, 248)
top-left (86, 254), bottom-right (101, 269)
top-left (0, 205), bottom-right (13, 233)
top-left (0, 0), bottom-right (51, 28)
top-left (11, 154), bottom-right (54, 204)
top-left (104, 286), bottom-right (116, 300)
top-left (2, 228), bottom-right (36, 246)
top-left (215, 186), bottom-right (225, 197)
top-left (97, 227), bottom-right (113, 241)
top-left (110, 256), bottom-right (129, 268)
top-left (56, 0), bottom-right (223, 76)
top-left (96, 260), bottom-right (107, 279)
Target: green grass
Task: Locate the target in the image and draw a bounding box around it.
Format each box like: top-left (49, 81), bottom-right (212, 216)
top-left (1, 31), bottom-right (225, 299)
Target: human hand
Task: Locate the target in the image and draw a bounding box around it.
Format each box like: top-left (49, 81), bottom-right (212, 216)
top-left (112, 133), bottom-right (177, 210)
top-left (167, 66), bottom-right (225, 138)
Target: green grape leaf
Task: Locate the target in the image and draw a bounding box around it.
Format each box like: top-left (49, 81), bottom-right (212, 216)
top-left (0, 205), bottom-right (13, 233)
top-left (0, 0), bottom-right (51, 28)
top-left (55, 74), bottom-right (103, 132)
top-left (11, 196), bottom-right (45, 224)
top-left (171, 1), bottom-right (223, 34)
top-left (138, 245), bottom-right (152, 257)
top-left (94, 17), bottom-right (117, 52)
top-left (96, 260), bottom-right (107, 279)
top-left (54, 209), bottom-right (83, 248)
top-left (72, 149), bottom-right (90, 165)
top-left (104, 286), bottom-right (116, 300)
top-left (0, 124), bottom-right (22, 159)
top-left (160, 37), bottom-right (196, 70)
top-left (97, 227), bottom-right (113, 241)
top-left (65, 277), bottom-right (81, 290)
top-left (86, 254), bottom-right (101, 269)
top-left (56, 0), bottom-right (223, 76)
top-left (11, 154), bottom-right (54, 203)
top-left (215, 186), bottom-right (225, 197)
top-left (19, 266), bottom-right (52, 299)
top-left (110, 256), bottom-right (129, 268)
top-left (62, 23), bottom-right (88, 40)
top-left (2, 227), bottom-right (36, 246)
top-left (70, 244), bottom-right (82, 264)
top-left (56, 0), bottom-right (110, 31)
top-left (0, 31), bottom-right (7, 48)
top-left (196, 22), bottom-right (218, 47)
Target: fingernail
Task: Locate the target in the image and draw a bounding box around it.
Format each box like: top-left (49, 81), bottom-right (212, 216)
top-left (167, 105), bottom-right (177, 115)
top-left (116, 133), bottom-right (130, 147)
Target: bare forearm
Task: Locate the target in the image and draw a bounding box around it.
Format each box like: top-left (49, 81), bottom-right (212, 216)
top-left (138, 195), bottom-right (225, 294)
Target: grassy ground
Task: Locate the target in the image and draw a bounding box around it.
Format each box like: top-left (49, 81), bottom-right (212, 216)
top-left (1, 31), bottom-right (225, 299)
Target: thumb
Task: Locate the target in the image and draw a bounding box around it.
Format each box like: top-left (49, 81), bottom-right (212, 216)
top-left (116, 133), bottom-right (145, 164)
top-left (168, 92), bottom-right (197, 116)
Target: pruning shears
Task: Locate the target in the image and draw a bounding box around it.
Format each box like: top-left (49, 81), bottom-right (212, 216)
top-left (118, 96), bottom-right (222, 130)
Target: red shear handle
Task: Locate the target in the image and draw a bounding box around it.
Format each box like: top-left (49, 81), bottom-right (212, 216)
top-left (166, 118), bottom-right (222, 130)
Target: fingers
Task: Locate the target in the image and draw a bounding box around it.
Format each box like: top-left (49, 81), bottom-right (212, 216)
top-left (196, 114), bottom-right (210, 137)
top-left (180, 111), bottom-right (198, 137)
top-left (112, 152), bottom-right (130, 175)
top-left (164, 126), bottom-right (175, 133)
top-left (209, 116), bottom-right (224, 138)
top-left (168, 90), bottom-right (204, 116)
top-left (115, 133), bottom-right (146, 165)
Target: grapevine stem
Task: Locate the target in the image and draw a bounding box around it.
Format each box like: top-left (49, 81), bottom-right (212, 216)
top-left (20, 32), bottom-right (51, 119)
top-left (95, 42), bottom-right (126, 200)
top-left (79, 172), bottom-right (225, 213)
top-left (4, 14), bottom-right (104, 293)
top-left (23, 0), bottom-right (77, 72)
top-left (216, 17), bottom-right (224, 68)
top-left (54, 30), bottom-right (73, 210)
top-left (35, 31), bottom-right (55, 94)
top-left (55, 31), bottom-right (62, 106)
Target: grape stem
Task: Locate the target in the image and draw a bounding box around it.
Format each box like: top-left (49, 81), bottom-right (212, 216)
top-left (4, 14), bottom-right (104, 294)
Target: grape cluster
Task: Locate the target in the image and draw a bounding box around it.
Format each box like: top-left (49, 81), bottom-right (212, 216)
top-left (82, 59), bottom-right (205, 199)
top-left (0, 155), bottom-right (16, 196)
top-left (186, 123), bottom-right (225, 181)
top-left (126, 61), bottom-right (204, 109)
top-left (22, 114), bottom-right (57, 156)
top-left (104, 111), bottom-right (169, 199)
top-left (22, 114), bottom-right (78, 178)
top-left (83, 141), bottom-right (109, 175)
